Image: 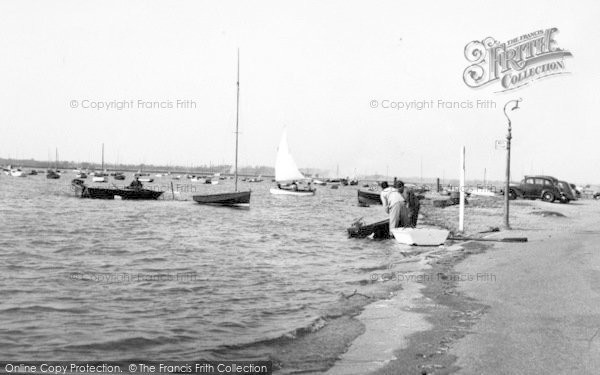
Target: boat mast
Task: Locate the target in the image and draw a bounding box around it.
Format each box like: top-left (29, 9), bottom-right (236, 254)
top-left (55, 148), bottom-right (58, 171)
top-left (101, 143), bottom-right (104, 171)
top-left (234, 48), bottom-right (240, 192)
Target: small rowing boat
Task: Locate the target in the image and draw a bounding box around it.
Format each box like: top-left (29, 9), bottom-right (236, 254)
top-left (71, 179), bottom-right (163, 200)
top-left (390, 227), bottom-right (449, 246)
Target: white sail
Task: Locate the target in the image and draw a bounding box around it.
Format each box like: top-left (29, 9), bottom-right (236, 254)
top-left (274, 131), bottom-right (305, 182)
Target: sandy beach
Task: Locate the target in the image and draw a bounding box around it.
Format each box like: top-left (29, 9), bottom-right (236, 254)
top-left (328, 195), bottom-right (600, 374)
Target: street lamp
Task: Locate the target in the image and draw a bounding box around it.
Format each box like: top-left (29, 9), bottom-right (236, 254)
top-left (503, 98), bottom-right (522, 229)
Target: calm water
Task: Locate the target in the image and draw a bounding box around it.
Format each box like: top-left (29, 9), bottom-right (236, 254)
top-left (0, 173), bottom-right (413, 372)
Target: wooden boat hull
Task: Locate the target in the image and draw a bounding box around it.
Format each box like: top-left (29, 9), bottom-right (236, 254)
top-left (269, 188), bottom-right (315, 196)
top-left (390, 228), bottom-right (449, 246)
top-left (358, 190), bottom-right (382, 205)
top-left (71, 179), bottom-right (163, 200)
top-left (347, 219), bottom-right (389, 239)
top-left (193, 191), bottom-right (251, 207)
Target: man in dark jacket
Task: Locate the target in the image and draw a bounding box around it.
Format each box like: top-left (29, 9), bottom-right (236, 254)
top-left (129, 176), bottom-right (143, 190)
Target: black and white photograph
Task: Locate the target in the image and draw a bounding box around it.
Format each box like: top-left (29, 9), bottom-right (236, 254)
top-left (1, 1), bottom-right (599, 374)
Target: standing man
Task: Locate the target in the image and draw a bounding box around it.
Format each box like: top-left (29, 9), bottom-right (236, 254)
top-left (381, 181), bottom-right (405, 231)
top-left (394, 180), bottom-right (411, 227)
top-left (398, 181), bottom-right (420, 227)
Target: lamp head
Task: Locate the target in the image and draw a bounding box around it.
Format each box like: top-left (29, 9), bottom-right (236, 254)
top-left (511, 98), bottom-right (523, 111)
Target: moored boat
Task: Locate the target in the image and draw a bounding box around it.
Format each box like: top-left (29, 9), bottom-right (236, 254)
top-left (71, 179), bottom-right (163, 200)
top-left (269, 187), bottom-right (315, 196)
top-left (11, 168), bottom-right (27, 177)
top-left (248, 175), bottom-right (263, 182)
top-left (92, 174), bottom-right (107, 183)
top-left (270, 130), bottom-right (315, 196)
top-left (193, 191), bottom-right (250, 207)
top-left (92, 144), bottom-right (108, 182)
top-left (46, 169), bottom-right (60, 179)
top-left (192, 50), bottom-right (251, 207)
top-left (358, 189), bottom-right (382, 205)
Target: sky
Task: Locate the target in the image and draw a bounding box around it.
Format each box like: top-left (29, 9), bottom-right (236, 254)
top-left (1, 0), bottom-right (599, 183)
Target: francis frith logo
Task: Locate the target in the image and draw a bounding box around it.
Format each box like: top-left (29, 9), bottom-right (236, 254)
top-left (463, 28), bottom-right (572, 92)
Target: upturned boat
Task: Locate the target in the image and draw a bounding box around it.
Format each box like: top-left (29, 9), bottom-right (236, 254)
top-left (390, 227), bottom-right (449, 246)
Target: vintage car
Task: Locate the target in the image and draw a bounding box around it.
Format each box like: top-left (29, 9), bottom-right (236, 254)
top-left (508, 175), bottom-right (568, 203)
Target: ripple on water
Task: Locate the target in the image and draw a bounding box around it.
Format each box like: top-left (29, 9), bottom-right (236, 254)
top-left (1, 177), bottom-right (415, 366)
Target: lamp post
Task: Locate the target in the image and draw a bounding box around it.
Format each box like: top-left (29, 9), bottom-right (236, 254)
top-left (503, 98), bottom-right (522, 229)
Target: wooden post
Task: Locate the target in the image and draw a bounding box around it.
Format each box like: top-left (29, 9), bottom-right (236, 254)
top-left (459, 146), bottom-right (465, 233)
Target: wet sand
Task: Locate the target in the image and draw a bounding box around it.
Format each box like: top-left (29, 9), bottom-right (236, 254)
top-left (329, 195), bottom-right (600, 374)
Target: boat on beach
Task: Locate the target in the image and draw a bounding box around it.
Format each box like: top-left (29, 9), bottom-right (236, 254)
top-left (192, 50), bottom-right (251, 207)
top-left (390, 227), bottom-right (449, 246)
top-left (347, 219), bottom-right (389, 239)
top-left (269, 130), bottom-right (315, 196)
top-left (71, 179), bottom-right (163, 200)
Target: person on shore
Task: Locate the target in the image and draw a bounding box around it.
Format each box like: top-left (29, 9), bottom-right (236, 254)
top-left (381, 181), bottom-right (405, 231)
top-left (399, 181), bottom-right (420, 227)
top-left (129, 176), bottom-right (143, 190)
top-left (394, 180), bottom-right (411, 227)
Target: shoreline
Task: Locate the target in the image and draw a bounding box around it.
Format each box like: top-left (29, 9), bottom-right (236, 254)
top-left (324, 195), bottom-right (498, 374)
top-left (325, 195), bottom-right (597, 374)
top-left (369, 240), bottom-right (493, 374)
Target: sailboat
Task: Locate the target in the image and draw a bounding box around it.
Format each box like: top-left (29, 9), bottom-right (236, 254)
top-left (269, 130), bottom-right (316, 196)
top-left (192, 50), bottom-right (251, 207)
top-left (46, 148), bottom-right (60, 179)
top-left (92, 144), bottom-right (107, 182)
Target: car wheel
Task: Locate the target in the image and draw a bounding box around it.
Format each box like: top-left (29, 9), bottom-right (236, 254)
top-left (559, 196), bottom-right (569, 204)
top-left (508, 190), bottom-right (517, 200)
top-left (542, 192), bottom-right (555, 202)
